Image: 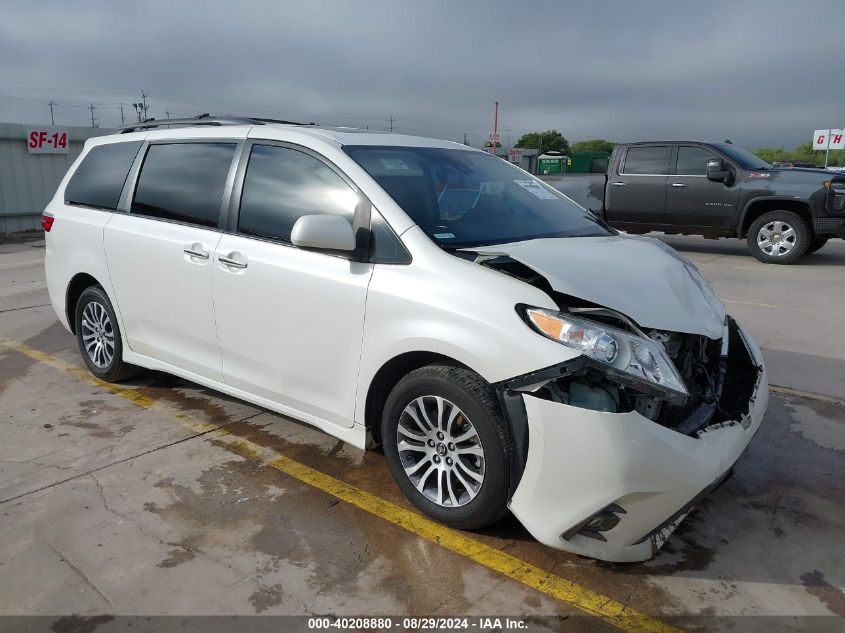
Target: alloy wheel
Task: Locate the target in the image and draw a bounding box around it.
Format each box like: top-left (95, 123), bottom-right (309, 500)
top-left (757, 220), bottom-right (796, 257)
top-left (396, 395), bottom-right (486, 508)
top-left (80, 301), bottom-right (115, 368)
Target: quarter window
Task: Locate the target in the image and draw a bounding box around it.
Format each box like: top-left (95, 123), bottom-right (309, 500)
top-left (65, 141), bottom-right (143, 210)
top-left (131, 143), bottom-right (237, 227)
top-left (676, 146), bottom-right (718, 176)
top-left (238, 144), bottom-right (358, 243)
top-left (622, 146), bottom-right (670, 175)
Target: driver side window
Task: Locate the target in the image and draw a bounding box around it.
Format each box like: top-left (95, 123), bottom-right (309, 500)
top-left (676, 146), bottom-right (719, 176)
top-left (238, 144), bottom-right (358, 243)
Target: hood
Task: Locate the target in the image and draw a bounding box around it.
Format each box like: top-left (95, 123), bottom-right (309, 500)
top-left (471, 235), bottom-right (726, 339)
top-left (771, 167), bottom-right (844, 179)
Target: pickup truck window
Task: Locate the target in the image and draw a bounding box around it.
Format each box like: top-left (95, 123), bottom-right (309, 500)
top-left (676, 146), bottom-right (718, 176)
top-left (344, 145), bottom-right (611, 248)
top-left (621, 146), bottom-right (670, 175)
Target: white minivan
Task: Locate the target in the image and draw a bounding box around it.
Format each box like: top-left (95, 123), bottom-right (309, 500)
top-left (43, 116), bottom-right (768, 562)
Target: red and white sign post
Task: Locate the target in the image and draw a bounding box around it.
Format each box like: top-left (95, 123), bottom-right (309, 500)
top-left (812, 128), bottom-right (844, 168)
top-left (27, 127), bottom-right (69, 154)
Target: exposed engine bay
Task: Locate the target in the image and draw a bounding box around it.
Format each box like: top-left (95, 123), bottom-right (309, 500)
top-left (466, 253), bottom-right (759, 437)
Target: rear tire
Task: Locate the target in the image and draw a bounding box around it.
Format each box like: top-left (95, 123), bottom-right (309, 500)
top-left (381, 364), bottom-right (510, 530)
top-left (807, 237), bottom-right (829, 254)
top-left (74, 285), bottom-right (139, 382)
top-left (747, 210), bottom-right (810, 264)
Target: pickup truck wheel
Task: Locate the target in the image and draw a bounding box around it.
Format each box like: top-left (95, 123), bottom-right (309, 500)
top-left (75, 286), bottom-right (139, 382)
top-left (807, 237), bottom-right (829, 254)
top-left (747, 211), bottom-right (810, 264)
top-left (381, 364), bottom-right (510, 530)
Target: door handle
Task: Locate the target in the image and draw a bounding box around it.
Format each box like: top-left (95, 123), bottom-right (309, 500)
top-left (218, 253), bottom-right (248, 269)
top-left (183, 244), bottom-right (209, 259)
top-left (611, 181), bottom-right (627, 186)
top-left (671, 183), bottom-right (686, 188)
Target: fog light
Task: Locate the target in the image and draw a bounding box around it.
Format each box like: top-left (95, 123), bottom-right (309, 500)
top-left (562, 504), bottom-right (627, 542)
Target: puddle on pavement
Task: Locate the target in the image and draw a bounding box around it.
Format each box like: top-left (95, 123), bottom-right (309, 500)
top-left (784, 401), bottom-right (845, 452)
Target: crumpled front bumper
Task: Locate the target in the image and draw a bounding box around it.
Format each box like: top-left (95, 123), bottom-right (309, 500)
top-left (508, 325), bottom-right (768, 563)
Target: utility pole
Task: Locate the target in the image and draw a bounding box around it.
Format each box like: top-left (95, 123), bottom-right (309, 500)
top-left (165, 110), bottom-right (171, 120)
top-left (88, 103), bottom-right (98, 127)
top-left (118, 104), bottom-right (125, 125)
top-left (48, 101), bottom-right (55, 125)
top-left (387, 115), bottom-right (395, 132)
top-left (490, 100), bottom-right (499, 155)
top-left (463, 132), bottom-right (468, 146)
top-left (140, 90), bottom-right (149, 120)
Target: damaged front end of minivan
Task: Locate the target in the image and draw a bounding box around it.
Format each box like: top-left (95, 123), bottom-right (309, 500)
top-left (462, 238), bottom-right (768, 562)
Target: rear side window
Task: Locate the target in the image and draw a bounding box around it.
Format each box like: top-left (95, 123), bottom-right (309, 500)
top-left (238, 144), bottom-right (358, 243)
top-left (676, 146), bottom-right (718, 175)
top-left (622, 146), bottom-right (670, 175)
top-left (131, 143), bottom-right (237, 227)
top-left (65, 141), bottom-right (142, 210)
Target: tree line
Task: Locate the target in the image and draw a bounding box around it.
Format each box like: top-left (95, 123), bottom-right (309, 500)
top-left (515, 130), bottom-right (844, 167)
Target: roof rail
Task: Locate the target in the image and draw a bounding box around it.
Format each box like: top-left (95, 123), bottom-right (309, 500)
top-left (113, 113), bottom-right (316, 134)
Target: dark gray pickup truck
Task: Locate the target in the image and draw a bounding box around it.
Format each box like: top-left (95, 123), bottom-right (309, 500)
top-left (547, 141), bottom-right (845, 264)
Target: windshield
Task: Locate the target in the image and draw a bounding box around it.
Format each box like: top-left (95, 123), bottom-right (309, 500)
top-left (344, 146), bottom-right (611, 248)
top-left (713, 143), bottom-right (770, 170)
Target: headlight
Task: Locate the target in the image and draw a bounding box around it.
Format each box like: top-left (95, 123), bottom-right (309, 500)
top-left (523, 307), bottom-right (689, 400)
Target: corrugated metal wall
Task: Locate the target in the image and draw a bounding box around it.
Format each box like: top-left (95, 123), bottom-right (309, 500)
top-left (0, 123), bottom-right (109, 233)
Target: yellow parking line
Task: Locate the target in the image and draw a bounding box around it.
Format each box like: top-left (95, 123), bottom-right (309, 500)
top-left (769, 384), bottom-right (844, 406)
top-left (0, 336), bottom-right (679, 633)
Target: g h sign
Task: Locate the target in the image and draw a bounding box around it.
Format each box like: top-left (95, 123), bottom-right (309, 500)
top-left (813, 129), bottom-right (845, 150)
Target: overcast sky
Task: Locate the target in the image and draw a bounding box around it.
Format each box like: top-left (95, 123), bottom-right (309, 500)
top-left (1, 0), bottom-right (842, 149)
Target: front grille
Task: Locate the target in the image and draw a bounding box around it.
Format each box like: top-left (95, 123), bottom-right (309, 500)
top-left (813, 216), bottom-right (845, 232)
top-left (666, 317), bottom-right (759, 436)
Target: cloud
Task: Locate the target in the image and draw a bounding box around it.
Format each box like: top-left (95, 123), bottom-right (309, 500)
top-left (0, 0), bottom-right (842, 149)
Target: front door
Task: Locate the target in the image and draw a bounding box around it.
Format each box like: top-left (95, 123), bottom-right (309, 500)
top-left (666, 145), bottom-right (740, 229)
top-left (212, 143), bottom-right (371, 429)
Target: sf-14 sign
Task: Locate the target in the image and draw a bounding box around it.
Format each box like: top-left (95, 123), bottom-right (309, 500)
top-left (27, 127), bottom-right (69, 154)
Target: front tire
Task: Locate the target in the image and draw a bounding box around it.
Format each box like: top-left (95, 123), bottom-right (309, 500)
top-left (747, 210), bottom-right (810, 264)
top-left (381, 364), bottom-right (511, 530)
top-left (75, 285), bottom-right (138, 382)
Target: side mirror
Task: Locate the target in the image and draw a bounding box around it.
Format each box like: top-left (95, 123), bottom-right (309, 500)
top-left (706, 158), bottom-right (730, 182)
top-left (291, 214), bottom-right (356, 252)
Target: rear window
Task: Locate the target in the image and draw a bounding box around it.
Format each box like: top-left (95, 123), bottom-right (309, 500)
top-left (622, 146), bottom-right (670, 175)
top-left (131, 142), bottom-right (237, 228)
top-left (64, 141), bottom-right (143, 210)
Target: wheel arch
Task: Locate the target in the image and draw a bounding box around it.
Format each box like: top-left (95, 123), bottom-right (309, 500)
top-left (737, 198), bottom-right (813, 238)
top-left (363, 351), bottom-right (470, 447)
top-left (65, 272), bottom-right (103, 334)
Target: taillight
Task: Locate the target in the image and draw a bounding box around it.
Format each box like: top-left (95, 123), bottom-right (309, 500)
top-left (41, 213), bottom-right (54, 232)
